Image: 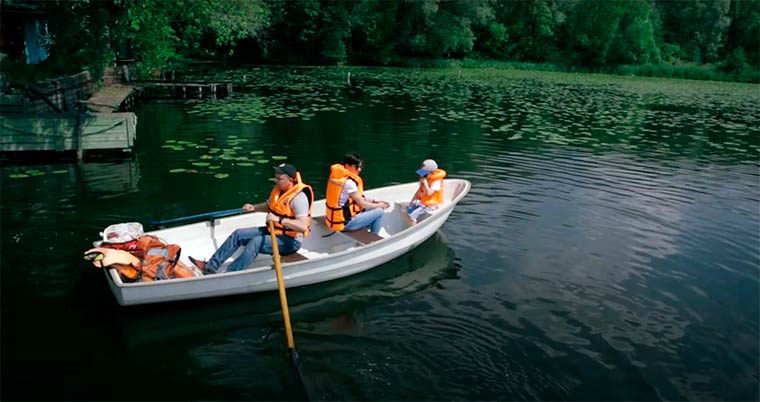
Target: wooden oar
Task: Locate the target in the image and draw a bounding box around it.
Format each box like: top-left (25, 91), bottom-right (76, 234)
top-left (267, 220), bottom-right (309, 399)
top-left (150, 207), bottom-right (243, 226)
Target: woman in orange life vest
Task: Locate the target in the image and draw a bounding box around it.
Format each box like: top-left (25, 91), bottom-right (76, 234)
top-left (325, 153), bottom-right (390, 234)
top-left (189, 163), bottom-right (313, 274)
top-left (405, 159), bottom-right (446, 223)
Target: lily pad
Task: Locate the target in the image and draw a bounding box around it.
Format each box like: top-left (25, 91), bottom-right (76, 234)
top-left (191, 162), bottom-right (211, 167)
top-left (271, 155), bottom-right (288, 160)
top-left (169, 168), bottom-right (187, 173)
top-left (214, 173), bottom-right (230, 179)
top-left (9, 174), bottom-right (29, 179)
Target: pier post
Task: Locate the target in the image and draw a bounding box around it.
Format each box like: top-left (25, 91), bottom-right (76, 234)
top-left (75, 102), bottom-right (86, 160)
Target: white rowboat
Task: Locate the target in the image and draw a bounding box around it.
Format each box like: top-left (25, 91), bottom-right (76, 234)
top-left (103, 179), bottom-right (471, 306)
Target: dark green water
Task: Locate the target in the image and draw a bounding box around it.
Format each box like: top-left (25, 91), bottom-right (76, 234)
top-left (2, 67), bottom-right (759, 401)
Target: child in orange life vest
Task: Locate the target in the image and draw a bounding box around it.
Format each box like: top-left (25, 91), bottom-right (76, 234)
top-left (405, 159), bottom-right (446, 222)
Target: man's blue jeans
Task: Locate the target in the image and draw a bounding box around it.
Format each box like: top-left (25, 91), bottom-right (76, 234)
top-left (206, 226), bottom-right (301, 273)
top-left (343, 208), bottom-right (384, 234)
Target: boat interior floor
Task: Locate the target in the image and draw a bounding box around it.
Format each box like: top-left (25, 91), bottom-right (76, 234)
top-left (311, 216), bottom-right (385, 244)
top-left (210, 201), bottom-right (421, 273)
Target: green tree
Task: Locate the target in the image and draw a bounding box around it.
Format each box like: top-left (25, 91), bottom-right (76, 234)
top-left (725, 0), bottom-right (760, 67)
top-left (122, 0), bottom-right (269, 74)
top-left (607, 0), bottom-right (660, 64)
top-left (559, 0), bottom-right (659, 66)
top-left (656, 0), bottom-right (731, 63)
top-left (261, 0), bottom-right (323, 63)
top-left (262, 0), bottom-right (364, 64)
top-left (352, 0), bottom-right (401, 64)
top-left (395, 0), bottom-right (493, 58)
top-left (473, 19), bottom-right (509, 59)
top-left (559, 0), bottom-right (624, 65)
top-left (316, 1), bottom-right (361, 63)
top-left (43, 0), bottom-right (121, 77)
top-left (497, 0), bottom-right (559, 62)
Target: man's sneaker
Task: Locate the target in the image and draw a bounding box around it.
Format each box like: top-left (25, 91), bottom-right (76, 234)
top-left (188, 256), bottom-right (207, 272)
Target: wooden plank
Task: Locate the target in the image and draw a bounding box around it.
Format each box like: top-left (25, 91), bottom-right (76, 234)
top-left (82, 142), bottom-right (130, 150)
top-left (311, 216), bottom-right (384, 244)
top-left (280, 253), bottom-right (309, 264)
top-left (82, 132), bottom-right (129, 142)
top-left (343, 230), bottom-right (384, 244)
top-left (1, 142), bottom-right (63, 152)
top-left (86, 85), bottom-right (135, 114)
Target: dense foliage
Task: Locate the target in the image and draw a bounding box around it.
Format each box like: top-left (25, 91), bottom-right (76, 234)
top-left (3, 0), bottom-right (759, 82)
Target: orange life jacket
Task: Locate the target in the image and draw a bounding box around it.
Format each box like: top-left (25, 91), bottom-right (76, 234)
top-left (325, 163), bottom-right (364, 231)
top-left (268, 171), bottom-right (314, 238)
top-left (417, 169), bottom-right (446, 206)
top-left (100, 235), bottom-right (196, 282)
top-left (136, 235), bottom-right (196, 282)
top-left (101, 238), bottom-right (143, 257)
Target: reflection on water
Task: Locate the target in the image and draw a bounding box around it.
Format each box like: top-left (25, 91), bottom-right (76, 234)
top-left (1, 67), bottom-right (758, 401)
top-left (112, 234), bottom-right (459, 399)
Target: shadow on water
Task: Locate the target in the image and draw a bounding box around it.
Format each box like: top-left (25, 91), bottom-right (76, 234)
top-left (113, 233), bottom-right (458, 347)
top-left (100, 233), bottom-right (459, 400)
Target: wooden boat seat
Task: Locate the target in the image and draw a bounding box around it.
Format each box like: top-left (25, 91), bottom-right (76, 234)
top-left (312, 216), bottom-right (384, 244)
top-left (280, 252), bottom-right (308, 263)
top-left (343, 230), bottom-right (384, 244)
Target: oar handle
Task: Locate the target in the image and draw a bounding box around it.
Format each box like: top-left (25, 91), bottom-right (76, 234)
top-left (150, 207), bottom-right (243, 226)
top-left (269, 220), bottom-right (296, 349)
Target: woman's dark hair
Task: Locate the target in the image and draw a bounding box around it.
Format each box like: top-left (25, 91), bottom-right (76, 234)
top-left (343, 152), bottom-right (363, 167)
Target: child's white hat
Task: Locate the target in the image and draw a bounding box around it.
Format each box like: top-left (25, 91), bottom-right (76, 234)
top-left (416, 159), bottom-right (438, 176)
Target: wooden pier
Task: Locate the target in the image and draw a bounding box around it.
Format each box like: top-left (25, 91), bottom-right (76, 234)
top-left (138, 81), bottom-right (233, 99)
top-left (0, 72), bottom-right (138, 158)
top-left (1, 72), bottom-right (233, 158)
top-left (0, 112), bottom-right (137, 153)
top-left (84, 84), bottom-right (141, 113)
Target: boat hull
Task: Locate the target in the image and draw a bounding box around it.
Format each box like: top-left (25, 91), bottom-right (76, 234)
top-left (104, 179), bottom-right (470, 305)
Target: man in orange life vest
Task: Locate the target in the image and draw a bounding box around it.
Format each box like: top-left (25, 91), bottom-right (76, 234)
top-left (325, 153), bottom-right (390, 234)
top-left (189, 163), bottom-right (313, 273)
top-left (405, 159), bottom-right (446, 222)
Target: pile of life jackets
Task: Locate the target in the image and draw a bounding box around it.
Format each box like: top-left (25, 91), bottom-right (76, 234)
top-left (84, 235), bottom-right (199, 282)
